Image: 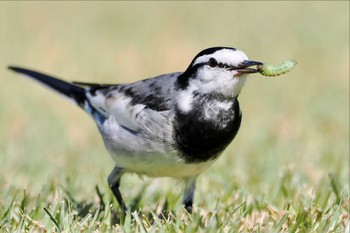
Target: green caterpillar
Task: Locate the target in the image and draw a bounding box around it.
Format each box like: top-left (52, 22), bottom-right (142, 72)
top-left (258, 60), bottom-right (297, 77)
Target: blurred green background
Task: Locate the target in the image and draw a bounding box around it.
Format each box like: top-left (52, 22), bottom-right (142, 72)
top-left (0, 1), bottom-right (348, 209)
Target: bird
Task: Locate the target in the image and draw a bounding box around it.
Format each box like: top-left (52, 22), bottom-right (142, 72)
top-left (9, 46), bottom-right (263, 214)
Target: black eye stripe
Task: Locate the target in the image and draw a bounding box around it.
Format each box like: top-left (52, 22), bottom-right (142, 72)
top-left (207, 59), bottom-right (235, 70)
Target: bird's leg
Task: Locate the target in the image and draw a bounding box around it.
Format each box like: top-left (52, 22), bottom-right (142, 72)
top-left (107, 167), bottom-right (127, 215)
top-left (182, 177), bottom-right (197, 213)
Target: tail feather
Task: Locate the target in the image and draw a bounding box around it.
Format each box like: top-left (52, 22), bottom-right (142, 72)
top-left (8, 66), bottom-right (86, 106)
top-left (8, 66), bottom-right (107, 124)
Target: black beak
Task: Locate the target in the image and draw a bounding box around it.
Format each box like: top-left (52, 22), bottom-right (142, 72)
top-left (234, 60), bottom-right (263, 75)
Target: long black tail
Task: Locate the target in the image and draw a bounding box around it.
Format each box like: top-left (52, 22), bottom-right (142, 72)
top-left (8, 66), bottom-right (87, 108)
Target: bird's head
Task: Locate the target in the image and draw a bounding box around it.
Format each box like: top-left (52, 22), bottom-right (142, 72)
top-left (177, 47), bottom-right (262, 97)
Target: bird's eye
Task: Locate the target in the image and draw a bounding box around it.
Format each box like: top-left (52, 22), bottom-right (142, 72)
top-left (208, 58), bottom-right (218, 68)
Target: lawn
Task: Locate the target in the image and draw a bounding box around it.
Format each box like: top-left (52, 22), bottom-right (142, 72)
top-left (0, 2), bottom-right (349, 232)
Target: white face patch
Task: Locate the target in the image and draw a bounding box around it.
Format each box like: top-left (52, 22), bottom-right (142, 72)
top-left (187, 48), bottom-right (250, 97)
top-left (189, 69), bottom-right (247, 97)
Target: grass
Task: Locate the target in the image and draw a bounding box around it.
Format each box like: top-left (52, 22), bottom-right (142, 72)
top-left (0, 1), bottom-right (349, 232)
top-left (0, 172), bottom-right (348, 232)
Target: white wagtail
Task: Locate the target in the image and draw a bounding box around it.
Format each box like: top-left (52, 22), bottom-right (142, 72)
top-left (9, 47), bottom-right (264, 213)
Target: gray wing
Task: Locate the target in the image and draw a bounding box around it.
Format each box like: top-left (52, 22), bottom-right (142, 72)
top-left (80, 72), bottom-right (181, 154)
top-left (78, 72), bottom-right (181, 141)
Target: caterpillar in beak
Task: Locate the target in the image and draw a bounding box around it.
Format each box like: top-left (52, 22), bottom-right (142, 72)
top-left (258, 60), bottom-right (297, 77)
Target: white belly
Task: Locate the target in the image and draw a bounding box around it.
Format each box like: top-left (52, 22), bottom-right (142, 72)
top-left (109, 150), bottom-right (217, 178)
